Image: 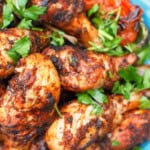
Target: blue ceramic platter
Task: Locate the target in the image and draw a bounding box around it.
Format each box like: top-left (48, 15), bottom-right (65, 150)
top-left (131, 0), bottom-right (150, 149)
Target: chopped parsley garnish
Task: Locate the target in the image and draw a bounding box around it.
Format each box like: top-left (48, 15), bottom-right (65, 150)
top-left (132, 146), bottom-right (142, 150)
top-left (7, 36), bottom-right (31, 62)
top-left (1, 0), bottom-right (46, 29)
top-left (1, 4), bottom-right (14, 29)
top-left (112, 66), bottom-right (150, 99)
top-left (111, 140), bottom-right (120, 146)
top-left (76, 88), bottom-right (108, 115)
top-left (137, 40), bottom-right (150, 65)
top-left (139, 96), bottom-right (150, 109)
top-left (87, 4), bottom-right (135, 56)
top-left (50, 31), bottom-right (65, 46)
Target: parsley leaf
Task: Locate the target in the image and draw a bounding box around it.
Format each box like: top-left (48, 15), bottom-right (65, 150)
top-left (50, 31), bottom-right (65, 46)
top-left (132, 146), bottom-right (142, 150)
top-left (112, 66), bottom-right (150, 99)
top-left (112, 81), bottom-right (134, 99)
top-left (118, 66), bottom-right (143, 86)
top-left (137, 40), bottom-right (150, 65)
top-left (76, 88), bottom-right (108, 115)
top-left (87, 4), bottom-right (99, 17)
top-left (143, 70), bottom-right (150, 89)
top-left (23, 5), bottom-right (46, 21)
top-left (2, 0), bottom-right (46, 30)
top-left (1, 4), bottom-right (14, 29)
top-left (17, 19), bottom-right (32, 29)
top-left (87, 5), bottom-right (135, 56)
top-left (7, 36), bottom-right (31, 62)
top-left (111, 140), bottom-right (120, 146)
top-left (139, 96), bottom-right (150, 109)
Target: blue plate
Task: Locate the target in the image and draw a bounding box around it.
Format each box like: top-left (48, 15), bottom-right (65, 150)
top-left (131, 0), bottom-right (150, 149)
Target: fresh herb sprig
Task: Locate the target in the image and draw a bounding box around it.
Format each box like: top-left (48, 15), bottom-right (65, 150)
top-left (7, 36), bottom-right (31, 62)
top-left (50, 31), bottom-right (65, 46)
top-left (87, 4), bottom-right (134, 56)
top-left (139, 96), bottom-right (150, 109)
top-left (112, 66), bottom-right (150, 99)
top-left (1, 0), bottom-right (46, 29)
top-left (111, 140), bottom-right (120, 147)
top-left (76, 88), bottom-right (108, 115)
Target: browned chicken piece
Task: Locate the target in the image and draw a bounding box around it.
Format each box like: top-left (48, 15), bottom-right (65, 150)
top-left (84, 110), bottom-right (150, 150)
top-left (0, 53), bottom-right (60, 149)
top-left (45, 90), bottom-right (149, 150)
top-left (0, 28), bottom-right (51, 78)
top-left (43, 45), bottom-right (137, 92)
top-left (110, 110), bottom-right (150, 150)
top-left (30, 0), bottom-right (101, 48)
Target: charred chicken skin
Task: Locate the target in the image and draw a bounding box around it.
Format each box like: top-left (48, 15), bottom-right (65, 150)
top-left (0, 28), bottom-right (50, 78)
top-left (110, 110), bottom-right (150, 150)
top-left (43, 45), bottom-right (137, 92)
top-left (31, 0), bottom-right (101, 48)
top-left (31, 0), bottom-right (142, 47)
top-left (79, 110), bottom-right (150, 150)
top-left (0, 53), bottom-right (60, 149)
top-left (45, 90), bottom-right (150, 150)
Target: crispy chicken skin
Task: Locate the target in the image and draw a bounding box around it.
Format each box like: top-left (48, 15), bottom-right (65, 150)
top-left (0, 53), bottom-right (60, 149)
top-left (0, 28), bottom-right (50, 78)
top-left (84, 110), bottom-right (150, 150)
top-left (31, 0), bottom-right (101, 48)
top-left (110, 110), bottom-right (150, 150)
top-left (45, 90), bottom-right (149, 150)
top-left (43, 45), bottom-right (137, 92)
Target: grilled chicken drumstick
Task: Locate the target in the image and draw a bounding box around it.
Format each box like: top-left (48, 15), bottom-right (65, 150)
top-left (45, 90), bottom-right (150, 150)
top-left (0, 28), bottom-right (50, 78)
top-left (81, 110), bottom-right (150, 150)
top-left (30, 0), bottom-right (101, 48)
top-left (0, 53), bottom-right (60, 149)
top-left (43, 45), bottom-right (137, 92)
top-left (110, 110), bottom-right (150, 150)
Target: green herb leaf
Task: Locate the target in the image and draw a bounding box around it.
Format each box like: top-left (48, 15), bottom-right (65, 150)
top-left (139, 96), bottom-right (150, 109)
top-left (112, 81), bottom-right (134, 99)
top-left (7, 36), bottom-right (31, 62)
top-left (1, 4), bottom-right (14, 29)
top-left (10, 0), bottom-right (28, 10)
top-left (91, 104), bottom-right (103, 115)
top-left (23, 5), bottom-right (47, 20)
top-left (111, 140), bottom-right (120, 146)
top-left (3, 0), bottom-right (46, 30)
top-left (118, 66), bottom-right (143, 85)
top-left (17, 19), bottom-right (32, 29)
top-left (87, 4), bottom-right (99, 17)
top-left (112, 66), bottom-right (150, 99)
top-left (50, 31), bottom-right (65, 46)
top-left (143, 70), bottom-right (150, 89)
top-left (76, 93), bottom-right (93, 105)
top-left (76, 88), bottom-right (108, 115)
top-left (137, 41), bottom-right (150, 65)
top-left (87, 89), bottom-right (108, 104)
top-left (132, 146), bottom-right (142, 150)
